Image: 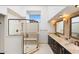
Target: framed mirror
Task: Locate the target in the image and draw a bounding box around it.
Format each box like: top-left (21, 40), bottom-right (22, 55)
top-left (56, 21), bottom-right (64, 34)
top-left (71, 16), bottom-right (79, 39)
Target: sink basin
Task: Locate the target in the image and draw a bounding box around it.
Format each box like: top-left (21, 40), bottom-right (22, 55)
top-left (65, 42), bottom-right (73, 45)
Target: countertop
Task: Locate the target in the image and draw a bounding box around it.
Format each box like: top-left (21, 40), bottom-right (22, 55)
top-left (49, 33), bottom-right (79, 54)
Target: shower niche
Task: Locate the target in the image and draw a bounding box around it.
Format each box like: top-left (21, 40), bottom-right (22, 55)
top-left (8, 19), bottom-right (23, 35)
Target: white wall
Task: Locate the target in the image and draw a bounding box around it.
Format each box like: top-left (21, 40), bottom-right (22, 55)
top-left (0, 6), bottom-right (7, 15)
top-left (4, 8), bottom-right (23, 54)
top-left (0, 6), bottom-right (25, 17)
top-left (7, 6), bottom-right (25, 18)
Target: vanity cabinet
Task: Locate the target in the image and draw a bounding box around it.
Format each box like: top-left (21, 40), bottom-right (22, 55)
top-left (48, 35), bottom-right (71, 54)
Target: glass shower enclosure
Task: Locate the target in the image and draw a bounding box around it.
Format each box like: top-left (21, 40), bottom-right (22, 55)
top-left (8, 19), bottom-right (39, 54)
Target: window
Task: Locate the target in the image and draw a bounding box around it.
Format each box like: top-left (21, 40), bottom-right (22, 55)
top-left (29, 15), bottom-right (41, 22)
top-left (71, 16), bottom-right (79, 39)
top-left (27, 11), bottom-right (41, 22)
top-left (56, 21), bottom-right (64, 34)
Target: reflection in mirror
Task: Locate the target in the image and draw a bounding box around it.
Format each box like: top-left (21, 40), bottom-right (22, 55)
top-left (71, 16), bottom-right (79, 39)
top-left (56, 21), bottom-right (64, 34)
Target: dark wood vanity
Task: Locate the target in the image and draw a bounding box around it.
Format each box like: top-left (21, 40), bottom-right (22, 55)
top-left (48, 35), bottom-right (71, 54)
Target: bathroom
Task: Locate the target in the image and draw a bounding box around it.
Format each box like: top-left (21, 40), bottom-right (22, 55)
top-left (0, 5), bottom-right (79, 54)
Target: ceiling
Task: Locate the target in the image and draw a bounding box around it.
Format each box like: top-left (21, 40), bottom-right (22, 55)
top-left (49, 5), bottom-right (79, 22)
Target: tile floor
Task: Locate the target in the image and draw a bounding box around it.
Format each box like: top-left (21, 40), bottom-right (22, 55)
top-left (34, 44), bottom-right (54, 54)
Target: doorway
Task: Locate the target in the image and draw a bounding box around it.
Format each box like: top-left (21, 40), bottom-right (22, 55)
top-left (0, 14), bottom-right (5, 54)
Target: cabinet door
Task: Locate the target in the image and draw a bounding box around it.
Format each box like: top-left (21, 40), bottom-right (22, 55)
top-left (48, 36), bottom-right (51, 45)
top-left (64, 48), bottom-right (71, 54)
top-left (48, 36), bottom-right (71, 54)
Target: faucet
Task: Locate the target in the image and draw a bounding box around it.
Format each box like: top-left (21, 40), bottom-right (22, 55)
top-left (74, 41), bottom-right (79, 46)
top-left (65, 38), bottom-right (68, 40)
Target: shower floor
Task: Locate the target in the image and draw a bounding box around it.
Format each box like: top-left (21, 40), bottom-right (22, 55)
top-left (24, 44), bottom-right (54, 54)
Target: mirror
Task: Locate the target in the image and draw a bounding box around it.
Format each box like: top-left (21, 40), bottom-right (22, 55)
top-left (71, 16), bottom-right (79, 39)
top-left (56, 21), bottom-right (64, 34)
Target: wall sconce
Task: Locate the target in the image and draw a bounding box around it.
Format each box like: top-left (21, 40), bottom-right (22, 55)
top-left (63, 15), bottom-right (69, 22)
top-left (51, 20), bottom-right (56, 25)
top-left (75, 5), bottom-right (79, 8)
top-left (63, 17), bottom-right (68, 22)
top-left (60, 14), bottom-right (70, 22)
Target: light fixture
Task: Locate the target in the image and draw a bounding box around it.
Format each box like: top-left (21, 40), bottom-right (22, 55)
top-left (59, 14), bottom-right (70, 22)
top-left (59, 15), bottom-right (63, 18)
top-left (75, 5), bottom-right (79, 8)
top-left (51, 20), bottom-right (56, 25)
top-left (63, 18), bottom-right (67, 21)
top-left (60, 14), bottom-right (69, 18)
top-left (60, 14), bottom-right (70, 21)
top-left (63, 14), bottom-right (69, 18)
